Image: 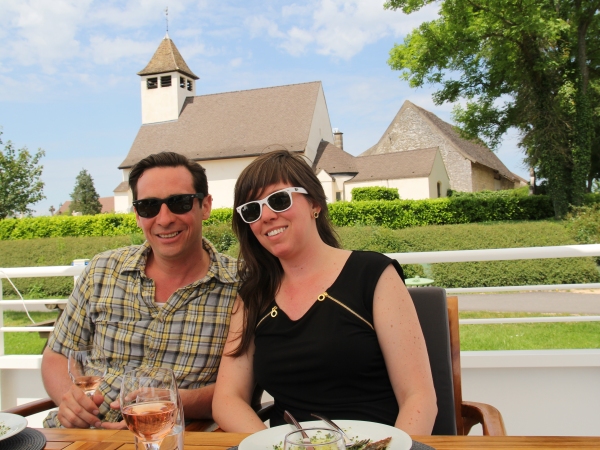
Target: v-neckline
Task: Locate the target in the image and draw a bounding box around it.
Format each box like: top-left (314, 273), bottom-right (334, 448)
top-left (273, 251), bottom-right (355, 322)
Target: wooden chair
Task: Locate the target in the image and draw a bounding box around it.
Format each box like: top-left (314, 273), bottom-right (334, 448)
top-left (408, 287), bottom-right (506, 435)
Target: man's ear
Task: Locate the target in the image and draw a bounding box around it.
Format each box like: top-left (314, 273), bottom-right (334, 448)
top-left (201, 194), bottom-right (213, 220)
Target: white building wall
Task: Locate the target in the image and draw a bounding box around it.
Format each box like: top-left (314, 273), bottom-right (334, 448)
top-left (305, 86), bottom-right (334, 162)
top-left (140, 71), bottom-right (194, 125)
top-left (201, 157), bottom-right (257, 209)
top-left (428, 151), bottom-right (450, 198)
top-left (316, 170), bottom-right (335, 203)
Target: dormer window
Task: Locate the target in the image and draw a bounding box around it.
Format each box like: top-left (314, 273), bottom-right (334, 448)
top-left (161, 76), bottom-right (172, 87)
top-left (147, 77), bottom-right (158, 89)
top-left (180, 77), bottom-right (185, 88)
top-left (187, 79), bottom-right (192, 91)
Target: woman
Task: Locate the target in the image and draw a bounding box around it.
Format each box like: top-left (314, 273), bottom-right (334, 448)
top-left (213, 150), bottom-right (437, 434)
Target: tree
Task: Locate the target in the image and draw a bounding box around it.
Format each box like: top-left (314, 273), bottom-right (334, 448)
top-left (0, 131), bottom-right (46, 219)
top-left (386, 0), bottom-right (600, 218)
top-left (69, 169), bottom-right (102, 215)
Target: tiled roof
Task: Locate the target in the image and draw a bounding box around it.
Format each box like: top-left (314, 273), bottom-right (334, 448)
top-left (57, 197), bottom-right (115, 215)
top-left (352, 148), bottom-right (438, 182)
top-left (137, 35), bottom-right (199, 80)
top-left (312, 140), bottom-right (358, 174)
top-left (362, 101), bottom-right (517, 182)
top-left (113, 181), bottom-right (129, 193)
top-left (119, 82), bottom-right (322, 168)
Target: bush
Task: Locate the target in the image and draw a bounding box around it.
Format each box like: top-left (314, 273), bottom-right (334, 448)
top-left (328, 195), bottom-right (554, 229)
top-left (0, 223), bottom-right (239, 297)
top-left (336, 221), bottom-right (600, 288)
top-left (351, 187), bottom-right (400, 201)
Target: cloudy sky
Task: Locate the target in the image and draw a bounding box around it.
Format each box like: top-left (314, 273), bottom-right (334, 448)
top-left (0, 0), bottom-right (527, 216)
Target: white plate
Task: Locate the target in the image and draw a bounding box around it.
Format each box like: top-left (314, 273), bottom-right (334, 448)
top-left (0, 412), bottom-right (28, 441)
top-left (239, 419), bottom-right (411, 450)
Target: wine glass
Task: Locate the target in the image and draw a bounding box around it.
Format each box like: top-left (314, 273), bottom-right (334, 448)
top-left (284, 428), bottom-right (346, 450)
top-left (68, 344), bottom-right (108, 397)
top-left (120, 367), bottom-right (179, 450)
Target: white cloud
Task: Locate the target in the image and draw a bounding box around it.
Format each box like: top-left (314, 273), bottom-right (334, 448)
top-left (89, 36), bottom-right (155, 65)
top-left (246, 0), bottom-right (438, 60)
top-left (229, 57), bottom-right (243, 68)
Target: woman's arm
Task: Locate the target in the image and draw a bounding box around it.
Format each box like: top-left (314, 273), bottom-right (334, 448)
top-left (213, 296), bottom-right (268, 432)
top-left (373, 265), bottom-right (438, 435)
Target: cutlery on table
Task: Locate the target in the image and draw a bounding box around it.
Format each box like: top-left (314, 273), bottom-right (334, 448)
top-left (310, 413), bottom-right (370, 449)
top-left (284, 410), bottom-right (314, 450)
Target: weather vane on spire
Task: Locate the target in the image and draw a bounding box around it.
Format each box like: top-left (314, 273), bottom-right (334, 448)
top-left (165, 6), bottom-right (169, 34)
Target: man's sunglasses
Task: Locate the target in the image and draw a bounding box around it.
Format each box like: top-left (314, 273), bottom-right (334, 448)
top-left (236, 187), bottom-right (308, 224)
top-left (133, 193), bottom-right (205, 218)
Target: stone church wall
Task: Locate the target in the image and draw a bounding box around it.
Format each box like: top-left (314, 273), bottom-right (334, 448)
top-left (372, 106), bottom-right (473, 192)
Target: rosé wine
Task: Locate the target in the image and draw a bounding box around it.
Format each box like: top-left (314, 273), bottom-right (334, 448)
top-left (122, 401), bottom-right (177, 442)
top-left (73, 375), bottom-right (102, 395)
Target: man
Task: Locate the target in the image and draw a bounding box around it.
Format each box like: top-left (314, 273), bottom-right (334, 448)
top-left (41, 152), bottom-right (239, 428)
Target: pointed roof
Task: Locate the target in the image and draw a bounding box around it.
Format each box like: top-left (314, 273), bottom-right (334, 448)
top-left (119, 82), bottom-right (322, 168)
top-left (137, 35), bottom-right (199, 80)
top-left (361, 100), bottom-right (516, 182)
top-left (312, 140), bottom-right (358, 174)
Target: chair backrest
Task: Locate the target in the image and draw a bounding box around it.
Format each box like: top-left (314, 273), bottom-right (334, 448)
top-left (408, 287), bottom-right (461, 435)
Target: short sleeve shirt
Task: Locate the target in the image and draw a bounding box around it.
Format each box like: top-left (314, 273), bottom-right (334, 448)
top-left (44, 238), bottom-right (239, 427)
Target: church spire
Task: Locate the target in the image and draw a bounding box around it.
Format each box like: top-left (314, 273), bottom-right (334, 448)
top-left (137, 36), bottom-right (199, 80)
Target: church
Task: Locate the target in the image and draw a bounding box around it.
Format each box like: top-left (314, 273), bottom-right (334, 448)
top-left (113, 35), bottom-right (523, 212)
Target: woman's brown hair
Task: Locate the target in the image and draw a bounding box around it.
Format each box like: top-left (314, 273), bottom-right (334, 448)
top-left (230, 149), bottom-right (340, 356)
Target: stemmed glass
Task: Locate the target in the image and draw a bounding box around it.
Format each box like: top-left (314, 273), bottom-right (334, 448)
top-left (284, 428), bottom-right (346, 450)
top-left (120, 367), bottom-right (179, 450)
top-left (68, 344), bottom-right (108, 397)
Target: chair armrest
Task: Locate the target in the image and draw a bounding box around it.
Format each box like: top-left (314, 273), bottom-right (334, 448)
top-left (255, 401), bottom-right (274, 422)
top-left (185, 419), bottom-right (219, 431)
top-left (461, 401), bottom-right (507, 436)
top-left (2, 398), bottom-right (56, 417)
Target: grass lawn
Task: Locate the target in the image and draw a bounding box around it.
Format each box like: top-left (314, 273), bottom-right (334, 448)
top-left (2, 311), bottom-right (599, 354)
top-left (459, 311), bottom-right (600, 350)
top-left (2, 311), bottom-right (59, 355)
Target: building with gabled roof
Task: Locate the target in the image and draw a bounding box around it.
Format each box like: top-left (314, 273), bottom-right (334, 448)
top-left (360, 100), bottom-right (523, 192)
top-left (114, 35), bottom-right (334, 211)
top-left (113, 36), bottom-right (521, 212)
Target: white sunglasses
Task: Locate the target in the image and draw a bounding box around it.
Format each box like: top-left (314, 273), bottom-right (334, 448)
top-left (236, 187), bottom-right (308, 223)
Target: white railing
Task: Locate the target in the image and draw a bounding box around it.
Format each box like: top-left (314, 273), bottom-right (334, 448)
top-left (1, 244), bottom-right (600, 337)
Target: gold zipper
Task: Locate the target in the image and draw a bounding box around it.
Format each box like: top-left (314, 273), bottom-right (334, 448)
top-left (318, 292), bottom-right (374, 330)
top-left (256, 306), bottom-right (278, 329)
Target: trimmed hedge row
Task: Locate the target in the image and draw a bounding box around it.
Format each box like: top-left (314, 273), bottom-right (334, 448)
top-left (351, 187), bottom-right (400, 201)
top-left (328, 195), bottom-right (555, 229)
top-left (3, 220), bottom-right (598, 296)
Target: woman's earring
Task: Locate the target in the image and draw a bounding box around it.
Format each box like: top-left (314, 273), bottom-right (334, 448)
top-left (313, 211), bottom-right (319, 219)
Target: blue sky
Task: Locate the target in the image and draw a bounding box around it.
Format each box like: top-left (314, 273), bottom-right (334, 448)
top-left (0, 0), bottom-right (527, 216)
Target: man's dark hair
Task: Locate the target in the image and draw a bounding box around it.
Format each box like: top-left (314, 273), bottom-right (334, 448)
top-left (128, 151), bottom-right (208, 200)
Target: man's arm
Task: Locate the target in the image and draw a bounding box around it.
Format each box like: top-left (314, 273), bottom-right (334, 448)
top-left (41, 347), bottom-right (103, 428)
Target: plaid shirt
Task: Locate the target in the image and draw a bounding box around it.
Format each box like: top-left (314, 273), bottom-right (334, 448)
top-left (44, 238), bottom-right (239, 427)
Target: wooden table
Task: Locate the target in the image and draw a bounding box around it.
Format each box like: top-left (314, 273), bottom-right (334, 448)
top-left (38, 428), bottom-right (600, 449)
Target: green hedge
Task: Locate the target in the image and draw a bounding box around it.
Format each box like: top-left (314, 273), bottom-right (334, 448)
top-left (337, 221), bottom-right (600, 288)
top-left (328, 195), bottom-right (555, 229)
top-left (351, 187), bottom-right (400, 201)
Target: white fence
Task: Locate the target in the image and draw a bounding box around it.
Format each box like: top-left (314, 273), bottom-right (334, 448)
top-left (1, 245), bottom-right (600, 435)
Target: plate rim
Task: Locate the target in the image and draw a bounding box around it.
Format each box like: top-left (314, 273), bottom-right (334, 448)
top-left (0, 412), bottom-right (28, 441)
top-left (239, 419), bottom-right (411, 450)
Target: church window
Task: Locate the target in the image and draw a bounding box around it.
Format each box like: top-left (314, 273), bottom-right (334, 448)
top-left (187, 79), bottom-right (193, 91)
top-left (161, 76), bottom-right (172, 87)
top-left (147, 77), bottom-right (158, 89)
top-left (437, 182), bottom-right (441, 198)
top-left (180, 77), bottom-right (185, 88)
top-left (335, 192), bottom-right (342, 201)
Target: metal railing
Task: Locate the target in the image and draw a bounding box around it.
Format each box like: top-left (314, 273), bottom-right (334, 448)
top-left (1, 244), bottom-right (600, 342)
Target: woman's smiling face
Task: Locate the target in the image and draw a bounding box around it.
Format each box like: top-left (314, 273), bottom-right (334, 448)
top-left (248, 182), bottom-right (320, 260)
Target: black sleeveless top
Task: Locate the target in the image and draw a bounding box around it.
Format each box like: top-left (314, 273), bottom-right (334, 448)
top-left (253, 251), bottom-right (405, 427)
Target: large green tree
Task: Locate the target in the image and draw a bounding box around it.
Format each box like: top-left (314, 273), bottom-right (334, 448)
top-left (0, 131), bottom-right (46, 219)
top-left (386, 0), bottom-right (600, 218)
top-left (69, 169), bottom-right (102, 215)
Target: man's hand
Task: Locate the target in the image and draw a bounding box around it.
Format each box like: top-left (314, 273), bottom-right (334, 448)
top-left (100, 398), bottom-right (127, 430)
top-left (56, 386), bottom-right (103, 428)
